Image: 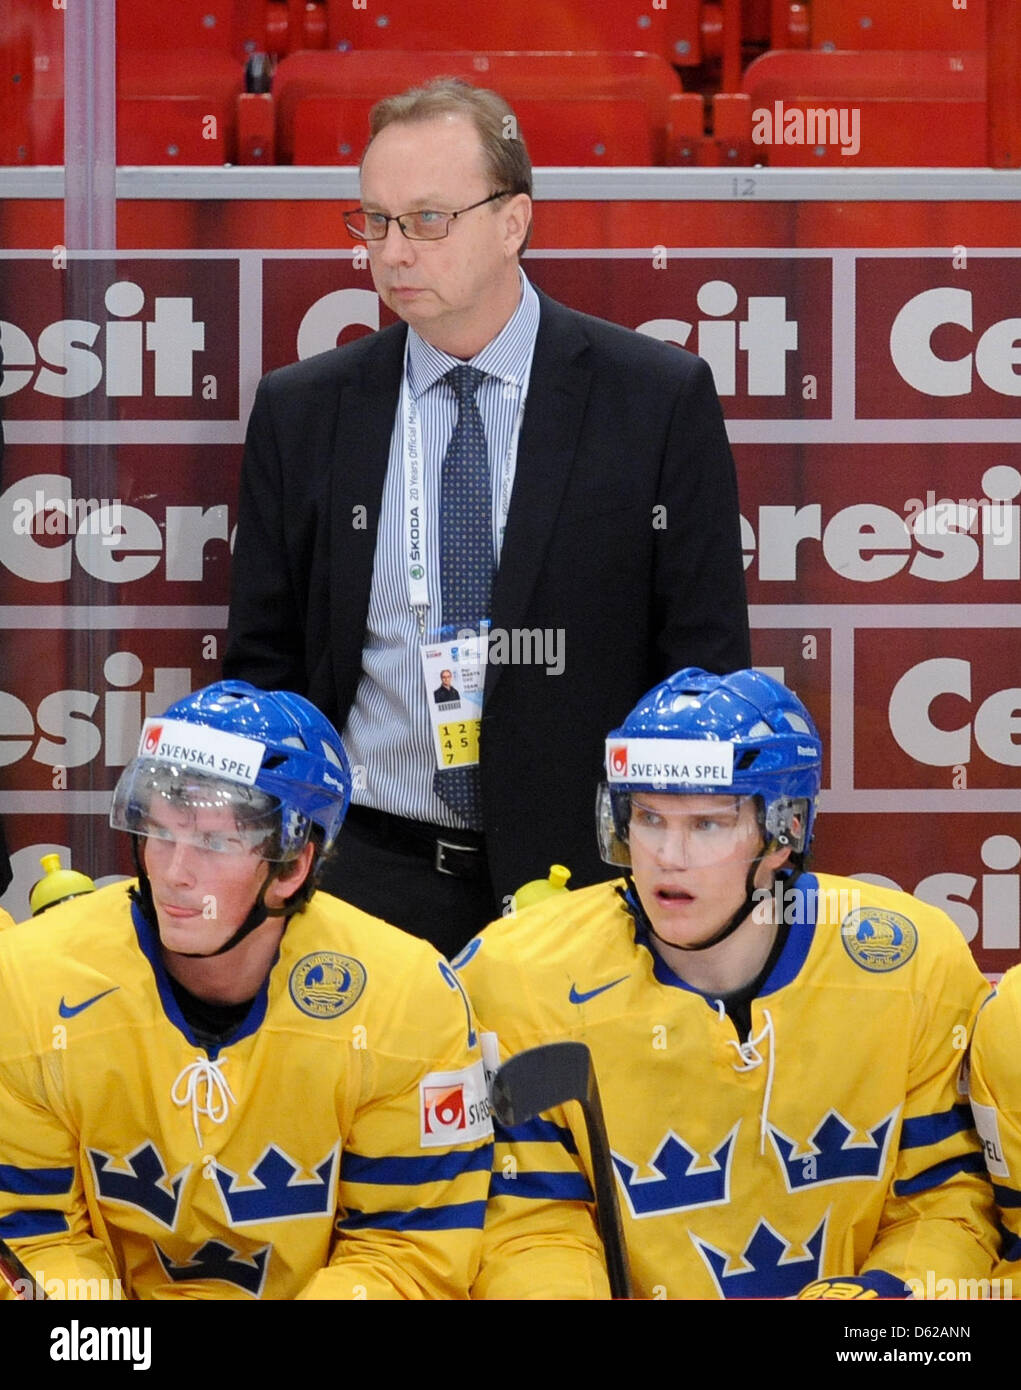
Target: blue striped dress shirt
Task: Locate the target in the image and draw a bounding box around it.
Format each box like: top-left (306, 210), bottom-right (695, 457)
top-left (342, 271), bottom-right (541, 827)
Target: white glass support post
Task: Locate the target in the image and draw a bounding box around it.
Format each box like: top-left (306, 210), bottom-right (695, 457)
top-left (62, 0), bottom-right (118, 885)
top-left (63, 0), bottom-right (116, 251)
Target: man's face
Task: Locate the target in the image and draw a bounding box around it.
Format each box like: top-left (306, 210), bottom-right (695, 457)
top-left (628, 793), bottom-right (778, 949)
top-left (142, 800), bottom-right (273, 956)
top-left (359, 114), bottom-right (529, 349)
top-left (440, 670), bottom-right (453, 687)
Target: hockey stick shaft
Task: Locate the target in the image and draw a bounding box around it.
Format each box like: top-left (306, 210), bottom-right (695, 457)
top-left (0, 1236), bottom-right (47, 1300)
top-left (491, 1041), bottom-right (634, 1299)
top-left (577, 1064), bottom-right (633, 1301)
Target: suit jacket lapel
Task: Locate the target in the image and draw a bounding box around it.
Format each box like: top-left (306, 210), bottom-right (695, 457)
top-left (328, 323), bottom-right (407, 716)
top-left (488, 291), bottom-right (591, 700)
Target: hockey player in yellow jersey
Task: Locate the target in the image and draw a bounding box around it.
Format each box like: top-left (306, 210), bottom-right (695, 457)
top-left (969, 966), bottom-right (1021, 1290)
top-left (0, 682), bottom-right (491, 1300)
top-left (457, 667), bottom-right (997, 1299)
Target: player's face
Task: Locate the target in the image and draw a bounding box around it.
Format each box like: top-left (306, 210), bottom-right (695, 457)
top-left (142, 800), bottom-right (274, 955)
top-left (359, 115), bottom-right (530, 351)
top-left (628, 793), bottom-right (775, 948)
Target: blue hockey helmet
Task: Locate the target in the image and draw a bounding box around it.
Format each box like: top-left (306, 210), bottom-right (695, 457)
top-left (597, 667), bottom-right (822, 867)
top-left (111, 680), bottom-right (352, 862)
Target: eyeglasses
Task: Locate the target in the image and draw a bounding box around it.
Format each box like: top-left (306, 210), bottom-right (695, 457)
top-left (343, 191), bottom-right (511, 242)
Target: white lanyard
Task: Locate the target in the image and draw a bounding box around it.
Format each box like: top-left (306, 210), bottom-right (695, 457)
top-left (401, 338), bottom-right (534, 635)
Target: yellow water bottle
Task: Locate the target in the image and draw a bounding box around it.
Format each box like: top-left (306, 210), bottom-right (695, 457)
top-left (29, 853), bottom-right (97, 916)
top-left (511, 864), bottom-right (571, 913)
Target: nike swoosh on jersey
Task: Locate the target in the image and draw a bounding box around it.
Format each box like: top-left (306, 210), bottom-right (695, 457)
top-left (58, 987), bottom-right (120, 1019)
top-left (569, 977), bottom-right (629, 1005)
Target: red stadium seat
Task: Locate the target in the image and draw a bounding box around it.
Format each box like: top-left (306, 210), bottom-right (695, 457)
top-left (324, 0), bottom-right (704, 68)
top-left (274, 50), bottom-right (684, 166)
top-left (667, 92), bottom-right (706, 164)
top-left (8, 50), bottom-right (244, 165)
top-left (741, 48), bottom-right (986, 165)
top-left (713, 92), bottom-right (755, 165)
top-left (0, 0), bottom-right (63, 164)
top-left (116, 0), bottom-right (299, 64)
top-left (0, 1), bottom-right (282, 164)
top-left (293, 93), bottom-right (660, 166)
top-left (804, 0), bottom-right (987, 53)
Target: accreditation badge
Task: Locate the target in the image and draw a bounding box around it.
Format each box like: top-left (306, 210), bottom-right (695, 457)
top-left (421, 631), bottom-right (486, 770)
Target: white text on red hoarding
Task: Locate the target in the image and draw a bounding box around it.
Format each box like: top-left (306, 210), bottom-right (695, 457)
top-left (0, 281), bottom-right (205, 399)
top-left (890, 289), bottom-right (1021, 397)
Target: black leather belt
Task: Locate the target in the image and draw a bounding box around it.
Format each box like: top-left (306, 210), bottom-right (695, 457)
top-left (344, 804), bottom-right (488, 881)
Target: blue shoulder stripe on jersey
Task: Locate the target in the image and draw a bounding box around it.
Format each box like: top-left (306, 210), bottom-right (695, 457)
top-left (337, 1201), bottom-right (487, 1233)
top-left (0, 1163), bottom-right (74, 1196)
top-left (635, 872), bottom-right (819, 997)
top-left (0, 1209), bottom-right (69, 1238)
top-left (893, 1151), bottom-right (986, 1197)
top-left (758, 873), bottom-right (820, 994)
top-left (999, 1224), bottom-right (1021, 1261)
top-left (131, 899), bottom-right (270, 1055)
top-left (340, 1148), bottom-right (492, 1186)
top-left (899, 1104), bottom-right (974, 1149)
top-left (489, 1170), bottom-right (594, 1203)
top-left (992, 1182), bottom-right (1021, 1209)
top-left (493, 1117), bottom-right (578, 1154)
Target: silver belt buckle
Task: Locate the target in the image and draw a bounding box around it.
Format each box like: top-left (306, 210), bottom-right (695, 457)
top-left (435, 838), bottom-right (478, 876)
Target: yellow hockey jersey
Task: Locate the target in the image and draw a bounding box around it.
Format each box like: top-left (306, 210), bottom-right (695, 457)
top-left (969, 964), bottom-right (1021, 1290)
top-left (0, 882), bottom-right (492, 1300)
top-left (458, 872), bottom-right (997, 1300)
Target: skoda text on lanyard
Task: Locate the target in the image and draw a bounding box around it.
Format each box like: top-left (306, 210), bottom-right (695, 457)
top-left (402, 339), bottom-right (535, 772)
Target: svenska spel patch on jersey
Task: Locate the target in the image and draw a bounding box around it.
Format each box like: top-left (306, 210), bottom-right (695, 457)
top-left (419, 1060), bottom-right (492, 1149)
top-left (970, 1100), bottom-right (1010, 1178)
top-left (605, 738), bottom-right (734, 786)
top-left (138, 717), bottom-right (264, 785)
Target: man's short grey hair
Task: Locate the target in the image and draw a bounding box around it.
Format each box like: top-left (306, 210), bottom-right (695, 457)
top-left (365, 77), bottom-right (533, 255)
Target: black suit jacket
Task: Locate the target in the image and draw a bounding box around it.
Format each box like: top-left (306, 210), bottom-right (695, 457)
top-left (225, 289), bottom-right (750, 899)
top-left (0, 343), bottom-right (10, 897)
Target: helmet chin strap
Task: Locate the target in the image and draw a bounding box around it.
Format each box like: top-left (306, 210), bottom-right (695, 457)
top-left (622, 836), bottom-right (800, 955)
top-left (624, 859), bottom-right (763, 955)
top-left (129, 836), bottom-right (291, 960)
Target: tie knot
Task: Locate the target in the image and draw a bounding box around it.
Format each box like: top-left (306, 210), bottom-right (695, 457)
top-left (446, 364), bottom-right (485, 405)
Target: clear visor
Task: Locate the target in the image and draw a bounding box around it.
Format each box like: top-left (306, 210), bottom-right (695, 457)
top-left (597, 784), bottom-right (810, 869)
top-left (627, 795), bottom-right (761, 868)
top-left (110, 760), bottom-right (309, 861)
top-left (598, 785), bottom-right (765, 869)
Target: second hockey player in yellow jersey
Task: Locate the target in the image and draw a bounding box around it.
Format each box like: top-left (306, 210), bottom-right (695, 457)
top-left (969, 965), bottom-right (1021, 1292)
top-left (458, 668), bottom-right (998, 1299)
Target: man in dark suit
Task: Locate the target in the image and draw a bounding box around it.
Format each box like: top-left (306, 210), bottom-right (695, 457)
top-left (225, 79), bottom-right (750, 959)
top-left (0, 342), bottom-right (11, 903)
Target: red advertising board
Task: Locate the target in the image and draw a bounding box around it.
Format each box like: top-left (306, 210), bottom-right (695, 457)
top-left (1, 236), bottom-right (1019, 977)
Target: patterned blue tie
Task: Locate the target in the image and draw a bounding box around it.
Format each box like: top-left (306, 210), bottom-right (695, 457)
top-left (433, 364), bottom-right (490, 827)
